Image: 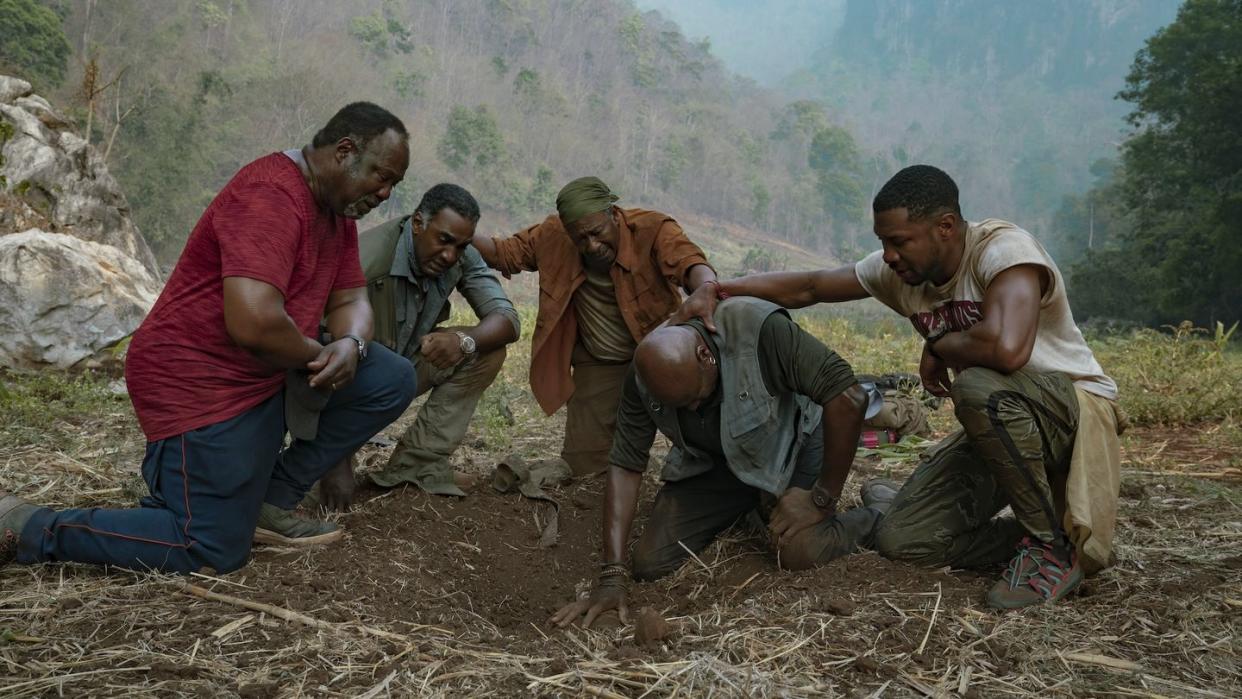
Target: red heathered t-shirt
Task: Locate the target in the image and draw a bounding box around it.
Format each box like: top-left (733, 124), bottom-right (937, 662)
top-left (125, 152), bottom-right (366, 441)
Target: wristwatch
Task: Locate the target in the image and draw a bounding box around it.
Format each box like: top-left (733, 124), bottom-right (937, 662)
top-left (340, 334), bottom-right (368, 360)
top-left (810, 483), bottom-right (839, 512)
top-left (454, 331), bottom-right (477, 356)
top-left (924, 324), bottom-right (949, 358)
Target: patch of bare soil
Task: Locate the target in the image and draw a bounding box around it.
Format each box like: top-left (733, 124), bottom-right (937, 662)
top-left (3, 435), bottom-right (1241, 697)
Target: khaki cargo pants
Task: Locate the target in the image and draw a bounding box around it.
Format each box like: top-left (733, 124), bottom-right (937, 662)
top-left (560, 343), bottom-right (630, 476)
top-left (873, 366), bottom-right (1080, 569)
top-left (369, 346), bottom-right (506, 496)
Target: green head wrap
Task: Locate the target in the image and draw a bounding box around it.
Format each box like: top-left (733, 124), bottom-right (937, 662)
top-left (556, 176), bottom-right (619, 225)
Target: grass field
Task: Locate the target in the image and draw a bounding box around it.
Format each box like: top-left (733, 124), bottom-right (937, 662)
top-left (1, 313), bottom-right (1239, 697)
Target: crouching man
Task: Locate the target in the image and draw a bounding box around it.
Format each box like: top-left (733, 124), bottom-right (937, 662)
top-left (314, 183), bottom-right (521, 507)
top-left (551, 297), bottom-right (894, 628)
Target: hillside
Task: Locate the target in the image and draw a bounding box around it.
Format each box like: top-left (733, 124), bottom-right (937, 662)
top-left (39, 0), bottom-right (866, 263)
top-left (786, 0), bottom-right (1181, 235)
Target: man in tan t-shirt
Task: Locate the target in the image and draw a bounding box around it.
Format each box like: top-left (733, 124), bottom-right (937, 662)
top-left (672, 165), bottom-right (1125, 611)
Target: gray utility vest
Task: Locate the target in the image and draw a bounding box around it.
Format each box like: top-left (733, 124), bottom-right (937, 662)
top-left (359, 215), bottom-right (453, 358)
top-left (636, 297), bottom-right (822, 495)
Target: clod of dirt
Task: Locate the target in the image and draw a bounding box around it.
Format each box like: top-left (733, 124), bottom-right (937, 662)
top-left (821, 596), bottom-right (856, 616)
top-left (853, 656), bottom-right (882, 674)
top-left (634, 607), bottom-right (672, 646)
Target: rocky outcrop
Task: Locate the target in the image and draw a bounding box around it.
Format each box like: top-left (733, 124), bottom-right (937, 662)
top-left (0, 230), bottom-right (160, 369)
top-left (0, 74), bottom-right (161, 369)
top-left (0, 74), bottom-right (159, 276)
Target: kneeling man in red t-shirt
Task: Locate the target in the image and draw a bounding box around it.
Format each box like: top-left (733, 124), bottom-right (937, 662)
top-left (1, 102), bottom-right (417, 574)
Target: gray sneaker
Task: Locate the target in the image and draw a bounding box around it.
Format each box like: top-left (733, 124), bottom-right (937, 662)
top-left (860, 479), bottom-right (902, 514)
top-left (253, 503), bottom-right (342, 546)
top-left (1, 492), bottom-right (38, 565)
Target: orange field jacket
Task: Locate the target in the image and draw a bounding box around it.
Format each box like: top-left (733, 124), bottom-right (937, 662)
top-left (490, 208), bottom-right (712, 415)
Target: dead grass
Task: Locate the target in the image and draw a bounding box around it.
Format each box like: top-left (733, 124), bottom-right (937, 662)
top-left (2, 318), bottom-right (1241, 697)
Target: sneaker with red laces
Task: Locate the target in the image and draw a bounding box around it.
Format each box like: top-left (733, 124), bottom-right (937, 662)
top-left (986, 537), bottom-right (1083, 610)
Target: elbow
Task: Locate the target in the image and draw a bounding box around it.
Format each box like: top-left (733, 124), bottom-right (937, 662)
top-left (225, 310), bottom-right (278, 353)
top-left (993, 343), bottom-right (1033, 374)
top-left (826, 383), bottom-right (867, 420)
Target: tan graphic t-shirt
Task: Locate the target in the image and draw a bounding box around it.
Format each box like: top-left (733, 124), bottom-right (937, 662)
top-left (574, 267), bottom-right (638, 363)
top-left (854, 219), bottom-right (1117, 399)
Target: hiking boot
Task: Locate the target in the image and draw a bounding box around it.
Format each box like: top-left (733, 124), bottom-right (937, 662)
top-left (860, 478), bottom-right (902, 514)
top-left (253, 503), bottom-right (342, 546)
top-left (987, 537), bottom-right (1083, 610)
top-left (1, 492), bottom-right (39, 565)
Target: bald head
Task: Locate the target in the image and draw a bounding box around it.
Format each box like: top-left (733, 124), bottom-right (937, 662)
top-left (635, 325), bottom-right (717, 408)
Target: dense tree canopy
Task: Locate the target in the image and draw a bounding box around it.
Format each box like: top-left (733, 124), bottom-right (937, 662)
top-left (1067, 0), bottom-right (1241, 326)
top-left (0, 0), bottom-right (70, 88)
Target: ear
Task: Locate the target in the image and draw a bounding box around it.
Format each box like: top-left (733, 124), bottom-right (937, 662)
top-left (334, 137), bottom-right (359, 164)
top-left (696, 343), bottom-right (716, 366)
top-left (411, 210), bottom-right (424, 232)
top-left (935, 211), bottom-right (958, 238)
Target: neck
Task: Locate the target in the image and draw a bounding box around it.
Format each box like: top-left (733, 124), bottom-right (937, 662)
top-left (931, 222), bottom-right (968, 285)
top-left (299, 145), bottom-right (331, 212)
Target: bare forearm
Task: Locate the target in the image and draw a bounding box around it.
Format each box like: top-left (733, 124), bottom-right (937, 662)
top-left (467, 313), bottom-right (519, 354)
top-left (817, 384), bottom-right (865, 497)
top-left (720, 271), bottom-right (818, 308)
top-left (236, 316), bottom-right (323, 369)
top-left (684, 263), bottom-right (717, 293)
top-left (933, 320), bottom-right (1030, 374)
top-left (472, 233), bottom-right (498, 267)
top-left (325, 299), bottom-right (373, 343)
top-left (603, 465), bottom-right (643, 565)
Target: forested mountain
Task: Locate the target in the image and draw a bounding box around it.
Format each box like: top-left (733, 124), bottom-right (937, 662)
top-left (11, 0), bottom-right (869, 262)
top-left (785, 0), bottom-right (1182, 239)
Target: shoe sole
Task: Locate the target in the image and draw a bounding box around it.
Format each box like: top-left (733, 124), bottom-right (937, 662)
top-left (253, 527), bottom-right (343, 547)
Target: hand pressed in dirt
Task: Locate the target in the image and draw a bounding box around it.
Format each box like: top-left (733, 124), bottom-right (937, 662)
top-left (769, 487), bottom-right (829, 548)
top-left (318, 457), bottom-right (357, 512)
top-left (550, 584), bottom-right (629, 629)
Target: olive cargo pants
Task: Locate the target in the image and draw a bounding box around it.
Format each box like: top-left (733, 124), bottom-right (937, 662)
top-left (873, 367), bottom-right (1080, 569)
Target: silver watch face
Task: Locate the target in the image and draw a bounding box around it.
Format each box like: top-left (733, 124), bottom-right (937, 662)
top-left (460, 334), bottom-right (477, 354)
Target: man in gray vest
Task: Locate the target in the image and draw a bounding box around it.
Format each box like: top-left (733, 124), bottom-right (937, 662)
top-left (314, 184), bottom-right (520, 508)
top-left (551, 297), bottom-right (896, 628)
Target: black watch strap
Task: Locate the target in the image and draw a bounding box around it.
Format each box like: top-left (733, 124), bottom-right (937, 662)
top-left (341, 334), bottom-right (367, 360)
top-left (810, 483), bottom-right (839, 512)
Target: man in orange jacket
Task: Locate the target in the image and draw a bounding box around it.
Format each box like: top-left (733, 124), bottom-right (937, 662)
top-left (473, 176), bottom-right (717, 475)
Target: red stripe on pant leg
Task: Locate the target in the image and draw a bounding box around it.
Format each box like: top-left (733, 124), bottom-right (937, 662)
top-left (45, 523), bottom-right (191, 548)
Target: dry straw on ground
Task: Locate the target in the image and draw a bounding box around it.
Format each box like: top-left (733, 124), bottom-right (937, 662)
top-left (2, 320), bottom-right (1240, 697)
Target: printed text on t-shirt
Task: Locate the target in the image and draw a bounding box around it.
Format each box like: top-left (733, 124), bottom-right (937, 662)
top-left (909, 300), bottom-right (983, 338)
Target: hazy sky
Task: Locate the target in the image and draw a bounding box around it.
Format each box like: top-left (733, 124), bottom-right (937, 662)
top-left (635, 0), bottom-right (846, 85)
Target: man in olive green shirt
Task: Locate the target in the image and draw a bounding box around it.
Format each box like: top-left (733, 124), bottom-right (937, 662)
top-left (315, 184), bottom-right (520, 508)
top-left (552, 296), bottom-right (897, 628)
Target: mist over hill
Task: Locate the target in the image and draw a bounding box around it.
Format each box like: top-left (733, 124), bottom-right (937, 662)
top-left (642, 0), bottom-right (1181, 242)
top-left (28, 0), bottom-right (869, 262)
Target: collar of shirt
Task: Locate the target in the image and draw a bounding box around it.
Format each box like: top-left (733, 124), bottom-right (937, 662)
top-left (610, 208), bottom-right (640, 273)
top-left (391, 217), bottom-right (432, 292)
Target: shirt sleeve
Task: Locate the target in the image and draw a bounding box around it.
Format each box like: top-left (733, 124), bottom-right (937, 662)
top-left (853, 250), bottom-right (906, 316)
top-left (756, 313), bottom-right (858, 405)
top-left (607, 367), bottom-right (659, 472)
top-left (333, 221), bottom-right (367, 291)
top-left (976, 229), bottom-right (1057, 305)
top-left (652, 219), bottom-right (713, 289)
top-left (215, 183), bottom-right (303, 295)
top-left (489, 217), bottom-right (550, 275)
top-left (456, 245), bottom-right (521, 338)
